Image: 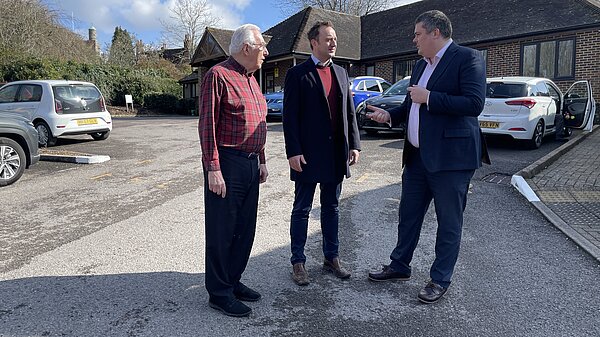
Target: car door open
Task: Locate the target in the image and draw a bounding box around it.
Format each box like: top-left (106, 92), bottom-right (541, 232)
top-left (563, 80), bottom-right (596, 131)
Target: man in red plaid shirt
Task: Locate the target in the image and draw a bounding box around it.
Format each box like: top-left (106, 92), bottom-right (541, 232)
top-left (198, 23), bottom-right (269, 317)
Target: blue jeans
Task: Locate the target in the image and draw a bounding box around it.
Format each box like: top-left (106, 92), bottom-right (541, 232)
top-left (290, 181), bottom-right (342, 265)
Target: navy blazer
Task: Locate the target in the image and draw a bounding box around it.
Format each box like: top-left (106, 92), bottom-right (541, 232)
top-left (283, 59), bottom-right (361, 183)
top-left (389, 42), bottom-right (490, 172)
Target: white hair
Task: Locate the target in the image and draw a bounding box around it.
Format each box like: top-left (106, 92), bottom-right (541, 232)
top-left (229, 24), bottom-right (261, 55)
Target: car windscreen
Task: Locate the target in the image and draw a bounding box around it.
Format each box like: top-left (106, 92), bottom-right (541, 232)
top-left (52, 85), bottom-right (103, 114)
top-left (486, 83), bottom-right (528, 98)
top-left (383, 79), bottom-right (410, 96)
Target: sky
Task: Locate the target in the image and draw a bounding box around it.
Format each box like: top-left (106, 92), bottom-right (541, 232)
top-left (42, 0), bottom-right (420, 51)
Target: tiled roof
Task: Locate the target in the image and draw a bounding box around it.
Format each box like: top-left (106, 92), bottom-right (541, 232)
top-left (264, 7), bottom-right (361, 60)
top-left (178, 71), bottom-right (198, 83)
top-left (361, 0), bottom-right (600, 60)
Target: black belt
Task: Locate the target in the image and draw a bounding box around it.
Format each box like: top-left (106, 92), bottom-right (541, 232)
top-left (218, 147), bottom-right (259, 159)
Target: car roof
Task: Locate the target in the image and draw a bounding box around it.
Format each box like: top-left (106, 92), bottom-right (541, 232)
top-left (3, 80), bottom-right (96, 86)
top-left (487, 76), bottom-right (549, 84)
top-left (352, 76), bottom-right (386, 81)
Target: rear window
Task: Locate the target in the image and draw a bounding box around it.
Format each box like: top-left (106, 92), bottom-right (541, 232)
top-left (52, 85), bottom-right (103, 114)
top-left (486, 83), bottom-right (528, 98)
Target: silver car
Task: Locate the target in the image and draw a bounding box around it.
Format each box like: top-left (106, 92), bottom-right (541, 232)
top-left (0, 112), bottom-right (40, 186)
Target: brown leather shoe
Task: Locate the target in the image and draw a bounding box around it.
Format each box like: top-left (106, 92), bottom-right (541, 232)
top-left (323, 257), bottom-right (351, 279)
top-left (292, 263), bottom-right (309, 286)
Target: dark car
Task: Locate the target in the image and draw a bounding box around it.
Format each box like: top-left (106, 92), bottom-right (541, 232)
top-left (356, 77), bottom-right (410, 135)
top-left (265, 91), bottom-right (283, 120)
top-left (0, 112), bottom-right (40, 186)
top-left (349, 76), bottom-right (392, 108)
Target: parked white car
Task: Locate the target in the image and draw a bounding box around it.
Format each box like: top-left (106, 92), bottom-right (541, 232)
top-left (479, 77), bottom-right (595, 148)
top-left (0, 80), bottom-right (112, 146)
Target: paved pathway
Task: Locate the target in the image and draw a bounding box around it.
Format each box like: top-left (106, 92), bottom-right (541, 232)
top-left (523, 126), bottom-right (600, 260)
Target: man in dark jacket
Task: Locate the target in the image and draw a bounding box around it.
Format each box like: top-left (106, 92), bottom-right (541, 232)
top-left (283, 21), bottom-right (361, 286)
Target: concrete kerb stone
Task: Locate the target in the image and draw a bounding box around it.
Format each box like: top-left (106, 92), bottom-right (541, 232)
top-left (40, 150), bottom-right (110, 164)
top-left (511, 125), bottom-right (600, 262)
top-left (516, 125), bottom-right (599, 179)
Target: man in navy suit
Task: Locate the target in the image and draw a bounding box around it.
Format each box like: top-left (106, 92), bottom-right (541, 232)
top-left (283, 21), bottom-right (361, 286)
top-left (366, 10), bottom-right (489, 303)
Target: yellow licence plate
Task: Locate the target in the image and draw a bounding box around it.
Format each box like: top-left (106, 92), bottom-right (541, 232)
top-left (479, 121), bottom-right (499, 129)
top-left (77, 118), bottom-right (98, 126)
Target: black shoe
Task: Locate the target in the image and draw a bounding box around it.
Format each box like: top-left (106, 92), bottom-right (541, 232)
top-left (208, 297), bottom-right (252, 317)
top-left (368, 264), bottom-right (411, 282)
top-left (234, 282), bottom-right (261, 302)
top-left (417, 281), bottom-right (448, 304)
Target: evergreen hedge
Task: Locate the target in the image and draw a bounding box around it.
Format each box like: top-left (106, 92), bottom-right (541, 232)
top-left (0, 56), bottom-right (184, 113)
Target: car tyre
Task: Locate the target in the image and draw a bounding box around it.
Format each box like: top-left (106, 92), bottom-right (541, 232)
top-left (90, 131), bottom-right (110, 141)
top-left (35, 121), bottom-right (57, 147)
top-left (528, 119), bottom-right (544, 149)
top-left (0, 137), bottom-right (26, 187)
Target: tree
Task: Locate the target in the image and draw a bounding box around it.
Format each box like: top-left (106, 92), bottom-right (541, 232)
top-left (159, 0), bottom-right (220, 63)
top-left (276, 0), bottom-right (404, 16)
top-left (0, 0), bottom-right (100, 63)
top-left (108, 26), bottom-right (135, 67)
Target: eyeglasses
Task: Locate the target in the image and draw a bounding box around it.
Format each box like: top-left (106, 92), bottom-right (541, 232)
top-left (248, 42), bottom-right (268, 51)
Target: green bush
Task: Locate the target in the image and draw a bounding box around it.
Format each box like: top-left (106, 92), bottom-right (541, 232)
top-left (0, 56), bottom-right (183, 109)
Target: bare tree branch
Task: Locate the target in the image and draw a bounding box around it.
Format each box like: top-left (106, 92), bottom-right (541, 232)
top-left (274, 0), bottom-right (403, 16)
top-left (159, 0), bottom-right (221, 63)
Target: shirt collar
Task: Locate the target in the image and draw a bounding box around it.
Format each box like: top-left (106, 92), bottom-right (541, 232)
top-left (311, 54), bottom-right (332, 68)
top-left (226, 56), bottom-right (252, 76)
top-left (425, 38), bottom-right (453, 66)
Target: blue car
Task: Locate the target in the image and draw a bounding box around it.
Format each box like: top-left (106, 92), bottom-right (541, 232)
top-left (349, 76), bottom-right (392, 108)
top-left (264, 91), bottom-right (283, 120)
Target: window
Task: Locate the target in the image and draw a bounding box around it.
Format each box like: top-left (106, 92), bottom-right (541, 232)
top-left (17, 85), bottom-right (42, 102)
top-left (0, 85), bottom-right (19, 103)
top-left (393, 60), bottom-right (416, 82)
top-left (364, 80), bottom-right (380, 92)
top-left (379, 81), bottom-right (391, 92)
top-left (521, 39), bottom-right (575, 79)
top-left (366, 65), bottom-right (375, 76)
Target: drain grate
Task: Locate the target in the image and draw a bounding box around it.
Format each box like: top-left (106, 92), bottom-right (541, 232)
top-left (481, 172), bottom-right (512, 186)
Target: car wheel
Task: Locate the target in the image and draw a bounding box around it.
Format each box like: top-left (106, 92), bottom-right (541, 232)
top-left (528, 120), bottom-right (544, 149)
top-left (0, 137), bottom-right (26, 187)
top-left (35, 121), bottom-right (57, 147)
top-left (90, 131), bottom-right (110, 141)
top-left (365, 129), bottom-right (379, 136)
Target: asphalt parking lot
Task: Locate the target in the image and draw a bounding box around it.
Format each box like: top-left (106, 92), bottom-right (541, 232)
top-left (1, 117), bottom-right (598, 337)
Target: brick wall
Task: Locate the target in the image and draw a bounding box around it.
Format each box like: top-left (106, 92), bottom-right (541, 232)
top-left (482, 28), bottom-right (599, 109)
top-left (376, 61), bottom-right (394, 81)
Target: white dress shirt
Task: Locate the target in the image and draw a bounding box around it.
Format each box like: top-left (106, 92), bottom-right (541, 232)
top-left (407, 39), bottom-right (453, 148)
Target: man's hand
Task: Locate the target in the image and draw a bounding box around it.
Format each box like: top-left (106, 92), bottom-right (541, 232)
top-left (208, 170), bottom-right (226, 198)
top-left (259, 164), bottom-right (268, 183)
top-left (366, 105), bottom-right (391, 123)
top-left (288, 154), bottom-right (306, 172)
top-left (407, 85), bottom-right (430, 104)
top-left (349, 149), bottom-right (360, 166)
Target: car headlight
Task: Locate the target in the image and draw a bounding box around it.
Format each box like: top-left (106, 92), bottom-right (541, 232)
top-left (356, 101), bottom-right (366, 114)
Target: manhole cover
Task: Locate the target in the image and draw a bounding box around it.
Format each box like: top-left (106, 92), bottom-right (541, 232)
top-left (481, 173), bottom-right (512, 186)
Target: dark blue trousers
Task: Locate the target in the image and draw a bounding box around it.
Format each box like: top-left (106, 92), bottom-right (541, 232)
top-left (290, 181), bottom-right (342, 265)
top-left (204, 150), bottom-right (259, 300)
top-left (390, 149), bottom-right (474, 288)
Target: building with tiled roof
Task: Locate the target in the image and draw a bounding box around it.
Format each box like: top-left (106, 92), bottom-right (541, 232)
top-left (183, 1), bottom-right (600, 111)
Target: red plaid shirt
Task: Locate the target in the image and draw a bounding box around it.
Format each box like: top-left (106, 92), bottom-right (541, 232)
top-left (198, 57), bottom-right (267, 171)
